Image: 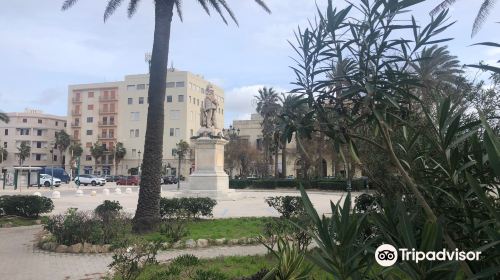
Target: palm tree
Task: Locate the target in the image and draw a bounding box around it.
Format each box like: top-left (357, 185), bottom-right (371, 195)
top-left (174, 139), bottom-right (190, 189)
top-left (17, 142), bottom-right (31, 166)
top-left (69, 142), bottom-right (83, 176)
top-left (254, 87), bottom-right (281, 176)
top-left (0, 111), bottom-right (9, 123)
top-left (113, 142), bottom-right (127, 176)
top-left (90, 142), bottom-right (106, 175)
top-left (0, 146), bottom-right (7, 163)
top-left (55, 130), bottom-right (71, 168)
top-left (431, 0), bottom-right (498, 36)
top-left (62, 0), bottom-right (270, 232)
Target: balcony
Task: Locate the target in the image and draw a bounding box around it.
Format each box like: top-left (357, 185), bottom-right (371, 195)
top-left (98, 121), bottom-right (116, 127)
top-left (71, 110), bottom-right (81, 116)
top-left (99, 96), bottom-right (118, 102)
top-left (71, 122), bottom-right (81, 128)
top-left (98, 135), bottom-right (116, 140)
top-left (72, 97), bottom-right (82, 103)
top-left (99, 110), bottom-right (117, 115)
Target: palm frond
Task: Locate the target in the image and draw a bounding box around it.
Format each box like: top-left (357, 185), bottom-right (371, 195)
top-left (197, 0), bottom-right (211, 15)
top-left (430, 0), bottom-right (459, 16)
top-left (174, 0), bottom-right (183, 21)
top-left (0, 112), bottom-right (9, 123)
top-left (253, 0), bottom-right (271, 14)
top-left (127, 0), bottom-right (141, 18)
top-left (61, 0), bottom-right (79, 10)
top-left (472, 0), bottom-right (498, 37)
top-left (207, 0), bottom-right (230, 25)
top-left (217, 0), bottom-right (239, 26)
top-left (104, 0), bottom-right (125, 22)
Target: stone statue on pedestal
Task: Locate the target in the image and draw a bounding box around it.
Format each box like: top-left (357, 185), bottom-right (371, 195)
top-left (200, 84), bottom-right (218, 129)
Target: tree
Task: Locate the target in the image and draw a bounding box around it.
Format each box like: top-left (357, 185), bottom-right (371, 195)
top-left (62, 0), bottom-right (271, 233)
top-left (113, 142), bottom-right (127, 176)
top-left (174, 139), bottom-right (189, 189)
top-left (17, 142), bottom-right (31, 166)
top-left (255, 87), bottom-right (281, 176)
top-left (0, 111), bottom-right (8, 123)
top-left (431, 0), bottom-right (498, 36)
top-left (90, 142), bottom-right (106, 175)
top-left (68, 142), bottom-right (83, 176)
top-left (0, 146), bottom-right (7, 163)
top-left (55, 130), bottom-right (71, 167)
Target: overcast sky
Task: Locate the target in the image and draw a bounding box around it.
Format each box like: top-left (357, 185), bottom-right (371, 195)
top-left (1, 0), bottom-right (499, 127)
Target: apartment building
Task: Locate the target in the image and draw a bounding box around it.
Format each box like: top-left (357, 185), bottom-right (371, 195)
top-left (67, 70), bottom-right (224, 176)
top-left (0, 109), bottom-right (67, 170)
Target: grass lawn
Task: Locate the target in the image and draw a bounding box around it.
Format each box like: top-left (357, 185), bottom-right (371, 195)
top-left (140, 217), bottom-right (273, 243)
top-left (0, 216), bottom-right (48, 227)
top-left (133, 254), bottom-right (331, 280)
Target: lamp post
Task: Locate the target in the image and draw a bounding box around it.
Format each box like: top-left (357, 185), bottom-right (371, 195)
top-left (137, 150), bottom-right (141, 176)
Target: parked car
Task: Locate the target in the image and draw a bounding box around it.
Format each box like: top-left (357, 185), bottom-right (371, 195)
top-left (74, 174), bottom-right (106, 186)
top-left (116, 175), bottom-right (140, 186)
top-left (40, 167), bottom-right (70, 183)
top-left (39, 174), bottom-right (62, 187)
top-left (162, 175), bottom-right (178, 185)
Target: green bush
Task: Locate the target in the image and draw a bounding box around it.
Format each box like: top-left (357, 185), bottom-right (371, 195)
top-left (265, 196), bottom-right (305, 219)
top-left (159, 197), bottom-right (217, 220)
top-left (95, 200), bottom-right (123, 219)
top-left (229, 178), bottom-right (368, 190)
top-left (193, 269), bottom-right (228, 280)
top-left (44, 208), bottom-right (129, 245)
top-left (0, 195), bottom-right (54, 218)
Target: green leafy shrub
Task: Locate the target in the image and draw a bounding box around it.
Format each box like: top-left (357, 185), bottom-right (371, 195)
top-left (235, 268), bottom-right (270, 280)
top-left (229, 178), bottom-right (367, 190)
top-left (44, 208), bottom-right (129, 245)
top-left (95, 200), bottom-right (122, 219)
top-left (110, 238), bottom-right (162, 280)
top-left (171, 254), bottom-right (200, 267)
top-left (160, 218), bottom-right (188, 242)
top-left (0, 195), bottom-right (54, 218)
top-left (192, 269), bottom-right (228, 280)
top-left (354, 193), bottom-right (380, 213)
top-left (265, 196), bottom-right (305, 219)
top-left (159, 197), bottom-right (217, 220)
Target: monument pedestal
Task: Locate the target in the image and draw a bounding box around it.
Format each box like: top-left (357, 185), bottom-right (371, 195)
top-left (177, 134), bottom-right (237, 200)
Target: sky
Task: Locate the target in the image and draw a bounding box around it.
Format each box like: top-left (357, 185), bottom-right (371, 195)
top-left (0, 0), bottom-right (499, 128)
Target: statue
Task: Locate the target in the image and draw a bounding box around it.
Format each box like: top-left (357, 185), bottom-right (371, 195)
top-left (201, 84), bottom-right (219, 129)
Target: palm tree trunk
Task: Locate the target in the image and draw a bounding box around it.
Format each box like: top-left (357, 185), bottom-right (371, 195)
top-left (274, 148), bottom-right (279, 177)
top-left (281, 141), bottom-right (287, 178)
top-left (133, 0), bottom-right (175, 233)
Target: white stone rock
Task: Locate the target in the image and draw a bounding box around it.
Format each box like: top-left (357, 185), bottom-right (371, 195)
top-left (90, 190), bottom-right (97, 196)
top-left (115, 188), bottom-right (122, 194)
top-left (185, 239), bottom-right (196, 248)
top-left (33, 192), bottom-right (42, 196)
top-left (125, 188), bottom-right (132, 194)
top-left (196, 239), bottom-right (209, 248)
top-left (52, 191), bottom-right (61, 199)
top-left (75, 190), bottom-right (84, 197)
top-left (103, 188), bottom-right (110, 195)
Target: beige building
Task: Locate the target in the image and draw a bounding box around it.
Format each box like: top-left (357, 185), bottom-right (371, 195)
top-left (0, 109), bottom-right (67, 170)
top-left (67, 69), bottom-right (224, 176)
top-left (231, 113), bottom-right (335, 178)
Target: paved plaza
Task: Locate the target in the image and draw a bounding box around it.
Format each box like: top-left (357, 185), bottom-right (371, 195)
top-left (0, 182), bottom-right (362, 279)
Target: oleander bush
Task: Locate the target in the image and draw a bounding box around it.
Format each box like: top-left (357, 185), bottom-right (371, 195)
top-left (229, 178), bottom-right (367, 191)
top-left (0, 195), bottom-right (54, 218)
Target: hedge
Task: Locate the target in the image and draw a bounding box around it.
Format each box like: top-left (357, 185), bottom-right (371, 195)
top-left (229, 178), bottom-right (368, 191)
top-left (160, 197), bottom-right (217, 219)
top-left (0, 195), bottom-right (54, 218)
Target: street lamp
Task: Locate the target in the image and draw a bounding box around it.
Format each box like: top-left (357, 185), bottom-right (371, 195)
top-left (137, 150), bottom-right (141, 176)
top-left (222, 125), bottom-right (240, 140)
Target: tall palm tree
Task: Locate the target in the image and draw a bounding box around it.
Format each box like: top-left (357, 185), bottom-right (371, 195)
top-left (431, 0), bottom-right (498, 36)
top-left (90, 142), bottom-right (106, 175)
top-left (17, 142), bottom-right (31, 166)
top-left (255, 87), bottom-right (281, 176)
top-left (55, 130), bottom-right (71, 167)
top-left (62, 0), bottom-right (271, 232)
top-left (113, 142), bottom-right (127, 176)
top-left (68, 141), bottom-right (83, 176)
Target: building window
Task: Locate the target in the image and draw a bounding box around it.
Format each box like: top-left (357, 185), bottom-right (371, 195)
top-left (35, 154), bottom-right (41, 161)
top-left (135, 129), bottom-right (139, 137)
top-left (64, 122), bottom-right (67, 127)
top-left (127, 85), bottom-right (135, 91)
top-left (109, 116), bottom-right (115, 125)
top-left (190, 129), bottom-right (194, 137)
top-left (55, 121), bottom-right (59, 126)
top-left (88, 104), bottom-right (94, 110)
top-left (87, 117), bottom-right (93, 123)
top-left (175, 81), bottom-right (185, 87)
top-left (130, 112), bottom-right (140, 121)
top-left (137, 84), bottom-right (145, 90)
top-left (102, 129), bottom-right (107, 138)
top-left (175, 128), bottom-right (180, 137)
top-left (139, 97), bottom-right (144, 104)
top-left (197, 99), bottom-right (199, 106)
top-left (23, 118), bottom-right (27, 123)
top-left (38, 119), bottom-right (42, 124)
top-left (4, 129), bottom-right (7, 136)
top-left (73, 130), bottom-right (79, 139)
top-left (178, 95), bottom-right (184, 102)
top-left (86, 142), bottom-right (92, 148)
top-left (170, 110), bottom-right (180, 120)
top-left (169, 128), bottom-right (174, 136)
top-left (86, 130), bottom-right (93, 136)
top-left (189, 96), bottom-right (192, 102)
top-left (3, 142), bottom-right (7, 148)
top-left (172, 149), bottom-right (176, 156)
top-left (88, 92), bottom-right (94, 98)
top-left (132, 149), bottom-right (137, 158)
top-left (166, 95), bottom-right (173, 103)
top-left (53, 155), bottom-right (58, 162)
top-left (36, 142), bottom-right (42, 148)
top-left (19, 128), bottom-right (30, 136)
top-left (37, 129), bottom-right (42, 136)
top-left (102, 116), bottom-right (108, 125)
top-left (86, 155), bottom-right (92, 161)
top-left (130, 129), bottom-right (134, 137)
top-left (128, 98), bottom-right (133, 105)
top-left (166, 82), bottom-right (175, 88)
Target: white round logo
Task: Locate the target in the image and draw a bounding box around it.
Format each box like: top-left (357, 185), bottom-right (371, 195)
top-left (375, 244), bottom-right (398, 267)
